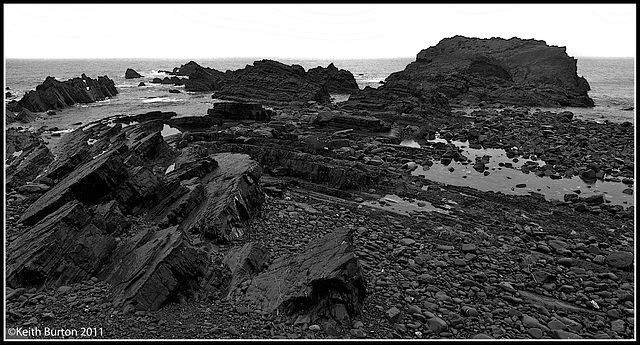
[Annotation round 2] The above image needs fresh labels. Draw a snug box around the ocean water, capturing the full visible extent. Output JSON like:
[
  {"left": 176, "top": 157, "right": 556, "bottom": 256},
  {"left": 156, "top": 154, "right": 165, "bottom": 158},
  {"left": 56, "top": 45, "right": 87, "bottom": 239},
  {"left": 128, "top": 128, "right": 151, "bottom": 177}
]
[{"left": 4, "top": 57, "right": 634, "bottom": 124}]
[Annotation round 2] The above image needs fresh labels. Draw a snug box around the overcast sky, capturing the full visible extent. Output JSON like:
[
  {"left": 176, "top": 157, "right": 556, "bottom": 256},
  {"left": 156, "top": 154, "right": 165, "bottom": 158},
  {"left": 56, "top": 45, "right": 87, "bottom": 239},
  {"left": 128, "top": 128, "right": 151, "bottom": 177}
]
[{"left": 3, "top": 4, "right": 636, "bottom": 59}]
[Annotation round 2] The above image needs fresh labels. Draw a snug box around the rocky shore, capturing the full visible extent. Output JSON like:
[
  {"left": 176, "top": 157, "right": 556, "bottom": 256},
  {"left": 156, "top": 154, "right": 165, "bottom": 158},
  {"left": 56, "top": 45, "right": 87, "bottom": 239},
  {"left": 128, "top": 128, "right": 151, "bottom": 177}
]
[
  {"left": 4, "top": 35, "right": 635, "bottom": 340},
  {"left": 6, "top": 74, "right": 118, "bottom": 117}
]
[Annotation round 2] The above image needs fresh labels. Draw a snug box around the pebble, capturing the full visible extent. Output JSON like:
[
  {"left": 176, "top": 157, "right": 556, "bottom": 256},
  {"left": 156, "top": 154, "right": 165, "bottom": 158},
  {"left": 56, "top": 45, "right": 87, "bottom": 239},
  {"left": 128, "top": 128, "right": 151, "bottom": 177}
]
[
  {"left": 611, "top": 319, "right": 626, "bottom": 334},
  {"left": 426, "top": 317, "right": 448, "bottom": 333},
  {"left": 527, "top": 328, "right": 543, "bottom": 339},
  {"left": 547, "top": 319, "right": 566, "bottom": 330},
  {"left": 225, "top": 326, "right": 239, "bottom": 336},
  {"left": 605, "top": 251, "right": 634, "bottom": 268},
  {"left": 386, "top": 307, "right": 402, "bottom": 324},
  {"left": 472, "top": 333, "right": 494, "bottom": 339},
  {"left": 549, "top": 330, "right": 582, "bottom": 339},
  {"left": 401, "top": 238, "right": 416, "bottom": 246},
  {"left": 557, "top": 257, "right": 573, "bottom": 267}
]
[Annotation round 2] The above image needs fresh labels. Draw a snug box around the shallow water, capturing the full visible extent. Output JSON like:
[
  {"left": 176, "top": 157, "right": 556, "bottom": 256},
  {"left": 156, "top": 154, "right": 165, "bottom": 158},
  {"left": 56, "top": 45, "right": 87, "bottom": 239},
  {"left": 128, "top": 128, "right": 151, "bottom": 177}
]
[
  {"left": 401, "top": 138, "right": 634, "bottom": 208},
  {"left": 361, "top": 194, "right": 451, "bottom": 216}
]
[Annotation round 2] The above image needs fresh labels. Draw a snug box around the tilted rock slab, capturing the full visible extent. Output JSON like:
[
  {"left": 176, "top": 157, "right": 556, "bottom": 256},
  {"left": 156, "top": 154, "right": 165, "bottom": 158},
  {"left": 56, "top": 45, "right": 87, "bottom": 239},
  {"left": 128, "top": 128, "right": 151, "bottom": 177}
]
[
  {"left": 98, "top": 225, "right": 208, "bottom": 311},
  {"left": 241, "top": 227, "right": 366, "bottom": 321},
  {"left": 5, "top": 128, "right": 54, "bottom": 191},
  {"left": 178, "top": 152, "right": 264, "bottom": 243},
  {"left": 7, "top": 201, "right": 117, "bottom": 288}
]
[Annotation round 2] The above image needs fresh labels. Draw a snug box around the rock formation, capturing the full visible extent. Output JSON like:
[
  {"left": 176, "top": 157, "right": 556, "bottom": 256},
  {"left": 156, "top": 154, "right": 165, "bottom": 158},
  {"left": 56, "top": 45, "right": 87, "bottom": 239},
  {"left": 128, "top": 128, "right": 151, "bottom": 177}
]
[
  {"left": 206, "top": 102, "right": 274, "bottom": 122},
  {"left": 125, "top": 68, "right": 143, "bottom": 79},
  {"left": 307, "top": 63, "right": 360, "bottom": 93},
  {"left": 240, "top": 227, "right": 366, "bottom": 321},
  {"left": 5, "top": 74, "right": 118, "bottom": 113},
  {"left": 5, "top": 128, "right": 55, "bottom": 190},
  {"left": 342, "top": 35, "right": 594, "bottom": 117},
  {"left": 6, "top": 111, "right": 266, "bottom": 311},
  {"left": 165, "top": 60, "right": 359, "bottom": 106}
]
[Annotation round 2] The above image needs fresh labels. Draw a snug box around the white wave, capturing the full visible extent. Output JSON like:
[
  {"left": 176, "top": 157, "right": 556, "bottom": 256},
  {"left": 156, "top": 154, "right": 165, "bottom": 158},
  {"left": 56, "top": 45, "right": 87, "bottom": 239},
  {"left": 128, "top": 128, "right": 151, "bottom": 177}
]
[
  {"left": 148, "top": 70, "right": 170, "bottom": 78},
  {"left": 13, "top": 150, "right": 23, "bottom": 157},
  {"left": 87, "top": 138, "right": 98, "bottom": 145},
  {"left": 142, "top": 97, "right": 185, "bottom": 104}
]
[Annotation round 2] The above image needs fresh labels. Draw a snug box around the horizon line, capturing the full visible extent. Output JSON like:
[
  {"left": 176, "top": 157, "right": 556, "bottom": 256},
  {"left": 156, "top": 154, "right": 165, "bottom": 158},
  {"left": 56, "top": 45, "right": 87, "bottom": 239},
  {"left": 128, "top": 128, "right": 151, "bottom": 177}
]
[{"left": 4, "top": 56, "right": 636, "bottom": 60}]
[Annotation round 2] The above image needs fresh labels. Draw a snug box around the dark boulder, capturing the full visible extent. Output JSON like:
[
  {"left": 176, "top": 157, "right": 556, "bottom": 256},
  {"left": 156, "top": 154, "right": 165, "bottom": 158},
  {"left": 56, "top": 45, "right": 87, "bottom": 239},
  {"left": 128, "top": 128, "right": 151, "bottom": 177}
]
[
  {"left": 307, "top": 63, "right": 360, "bottom": 93},
  {"left": 125, "top": 68, "right": 143, "bottom": 79},
  {"left": 98, "top": 225, "right": 208, "bottom": 311},
  {"left": 241, "top": 227, "right": 366, "bottom": 322},
  {"left": 178, "top": 152, "right": 264, "bottom": 243}
]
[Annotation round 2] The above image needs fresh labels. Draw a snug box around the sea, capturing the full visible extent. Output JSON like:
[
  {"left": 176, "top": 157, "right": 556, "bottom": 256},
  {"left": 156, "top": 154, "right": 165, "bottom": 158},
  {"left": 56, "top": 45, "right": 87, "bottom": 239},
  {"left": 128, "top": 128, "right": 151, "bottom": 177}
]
[
  {"left": 4, "top": 57, "right": 635, "bottom": 126},
  {"left": 4, "top": 57, "right": 636, "bottom": 208}
]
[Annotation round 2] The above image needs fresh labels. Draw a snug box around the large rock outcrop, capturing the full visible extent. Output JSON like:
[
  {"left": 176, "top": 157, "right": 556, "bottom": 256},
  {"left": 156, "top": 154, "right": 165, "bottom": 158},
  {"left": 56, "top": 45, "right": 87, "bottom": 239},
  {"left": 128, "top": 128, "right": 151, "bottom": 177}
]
[
  {"left": 213, "top": 60, "right": 332, "bottom": 105},
  {"left": 239, "top": 227, "right": 366, "bottom": 322},
  {"left": 307, "top": 63, "right": 360, "bottom": 93},
  {"left": 8, "top": 111, "right": 266, "bottom": 311},
  {"left": 342, "top": 35, "right": 594, "bottom": 116},
  {"left": 6, "top": 74, "right": 118, "bottom": 113},
  {"left": 166, "top": 60, "right": 359, "bottom": 106}
]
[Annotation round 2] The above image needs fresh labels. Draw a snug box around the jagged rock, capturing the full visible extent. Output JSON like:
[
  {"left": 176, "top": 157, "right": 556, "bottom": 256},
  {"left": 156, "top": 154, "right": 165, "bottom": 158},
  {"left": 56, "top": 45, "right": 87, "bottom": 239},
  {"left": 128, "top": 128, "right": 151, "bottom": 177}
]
[
  {"left": 16, "top": 108, "right": 37, "bottom": 123},
  {"left": 5, "top": 129, "right": 54, "bottom": 191},
  {"left": 214, "top": 60, "right": 331, "bottom": 105},
  {"left": 169, "top": 61, "right": 226, "bottom": 91},
  {"left": 223, "top": 242, "right": 270, "bottom": 296},
  {"left": 307, "top": 63, "right": 360, "bottom": 93},
  {"left": 241, "top": 227, "right": 366, "bottom": 321},
  {"left": 19, "top": 150, "right": 129, "bottom": 226},
  {"left": 342, "top": 35, "right": 594, "bottom": 116},
  {"left": 98, "top": 225, "right": 208, "bottom": 311},
  {"left": 125, "top": 68, "right": 143, "bottom": 79},
  {"left": 178, "top": 152, "right": 264, "bottom": 243},
  {"left": 206, "top": 102, "right": 273, "bottom": 122},
  {"left": 7, "top": 201, "right": 117, "bottom": 288},
  {"left": 6, "top": 74, "right": 118, "bottom": 113},
  {"left": 91, "top": 200, "right": 130, "bottom": 235}
]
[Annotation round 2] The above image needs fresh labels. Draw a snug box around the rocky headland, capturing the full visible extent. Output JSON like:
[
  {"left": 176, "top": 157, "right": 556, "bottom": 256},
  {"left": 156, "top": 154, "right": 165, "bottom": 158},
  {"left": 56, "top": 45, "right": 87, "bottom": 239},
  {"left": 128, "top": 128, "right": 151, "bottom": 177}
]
[
  {"left": 342, "top": 35, "right": 594, "bottom": 116},
  {"left": 4, "top": 36, "right": 635, "bottom": 340},
  {"left": 5, "top": 74, "right": 118, "bottom": 118}
]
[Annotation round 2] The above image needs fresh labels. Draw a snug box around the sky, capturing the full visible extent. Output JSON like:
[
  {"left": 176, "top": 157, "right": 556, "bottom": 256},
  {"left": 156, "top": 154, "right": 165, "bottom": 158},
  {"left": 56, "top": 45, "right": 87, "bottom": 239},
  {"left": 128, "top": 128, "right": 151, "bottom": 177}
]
[{"left": 3, "top": 4, "right": 636, "bottom": 59}]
